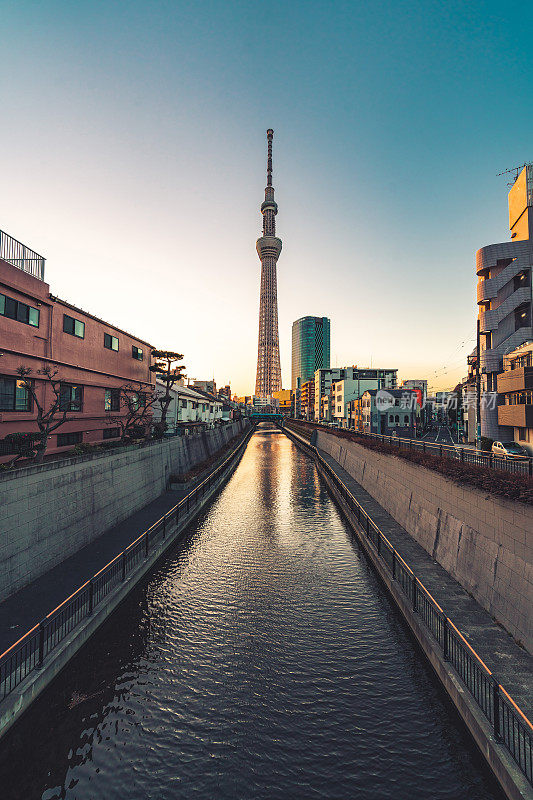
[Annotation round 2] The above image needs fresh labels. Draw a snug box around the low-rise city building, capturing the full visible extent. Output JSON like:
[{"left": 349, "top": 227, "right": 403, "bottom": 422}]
[
  {"left": 346, "top": 396, "right": 364, "bottom": 430},
  {"left": 272, "top": 389, "right": 292, "bottom": 415},
  {"left": 0, "top": 230, "right": 155, "bottom": 460},
  {"left": 300, "top": 379, "right": 315, "bottom": 420},
  {"left": 496, "top": 341, "right": 533, "bottom": 453},
  {"left": 314, "top": 366, "right": 397, "bottom": 422},
  {"left": 361, "top": 388, "right": 417, "bottom": 437},
  {"left": 190, "top": 379, "right": 217, "bottom": 395}
]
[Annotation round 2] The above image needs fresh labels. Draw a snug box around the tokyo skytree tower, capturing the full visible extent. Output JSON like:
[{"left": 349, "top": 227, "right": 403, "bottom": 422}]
[{"left": 255, "top": 129, "right": 282, "bottom": 397}]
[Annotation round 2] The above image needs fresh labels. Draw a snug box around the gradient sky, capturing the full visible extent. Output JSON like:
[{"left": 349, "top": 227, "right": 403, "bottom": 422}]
[{"left": 2, "top": 0, "right": 532, "bottom": 395}]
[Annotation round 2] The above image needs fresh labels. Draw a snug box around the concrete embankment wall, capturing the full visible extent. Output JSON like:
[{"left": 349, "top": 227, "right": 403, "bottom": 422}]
[
  {"left": 0, "top": 428, "right": 252, "bottom": 741},
  {"left": 0, "top": 420, "right": 248, "bottom": 603},
  {"left": 313, "top": 429, "right": 533, "bottom": 653}
]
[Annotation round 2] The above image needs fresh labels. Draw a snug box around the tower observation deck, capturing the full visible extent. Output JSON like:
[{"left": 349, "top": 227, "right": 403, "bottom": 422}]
[{"left": 255, "top": 129, "right": 282, "bottom": 397}]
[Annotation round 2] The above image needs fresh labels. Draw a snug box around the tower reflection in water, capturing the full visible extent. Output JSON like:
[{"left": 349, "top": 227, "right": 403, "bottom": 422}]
[{"left": 0, "top": 431, "right": 504, "bottom": 800}]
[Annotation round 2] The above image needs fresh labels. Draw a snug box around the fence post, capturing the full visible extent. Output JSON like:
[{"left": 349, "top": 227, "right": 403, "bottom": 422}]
[
  {"left": 88, "top": 579, "right": 94, "bottom": 615},
  {"left": 377, "top": 532, "right": 381, "bottom": 556},
  {"left": 392, "top": 550, "right": 396, "bottom": 579},
  {"left": 37, "top": 619, "right": 46, "bottom": 667},
  {"left": 145, "top": 531, "right": 149, "bottom": 558},
  {"left": 121, "top": 553, "right": 126, "bottom": 581},
  {"left": 412, "top": 576, "right": 417, "bottom": 611},
  {"left": 492, "top": 680, "right": 501, "bottom": 740},
  {"left": 460, "top": 449, "right": 464, "bottom": 464},
  {"left": 443, "top": 615, "right": 449, "bottom": 660}
]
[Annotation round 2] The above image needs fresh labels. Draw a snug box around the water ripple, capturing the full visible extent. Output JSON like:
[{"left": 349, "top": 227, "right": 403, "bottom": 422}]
[{"left": 0, "top": 430, "right": 504, "bottom": 800}]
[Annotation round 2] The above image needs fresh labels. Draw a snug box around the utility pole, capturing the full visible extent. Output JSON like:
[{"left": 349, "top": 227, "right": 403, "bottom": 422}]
[{"left": 476, "top": 318, "right": 481, "bottom": 447}]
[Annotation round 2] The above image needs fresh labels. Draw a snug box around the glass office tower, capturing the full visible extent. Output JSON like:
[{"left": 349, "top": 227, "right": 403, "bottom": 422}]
[{"left": 291, "top": 316, "right": 330, "bottom": 390}]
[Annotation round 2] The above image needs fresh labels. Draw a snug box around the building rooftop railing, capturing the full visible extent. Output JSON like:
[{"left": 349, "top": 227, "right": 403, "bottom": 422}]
[{"left": 0, "top": 229, "right": 45, "bottom": 281}]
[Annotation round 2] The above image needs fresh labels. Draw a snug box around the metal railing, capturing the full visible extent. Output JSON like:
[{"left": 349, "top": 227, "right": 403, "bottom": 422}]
[
  {"left": 0, "top": 427, "right": 253, "bottom": 706},
  {"left": 294, "top": 421, "right": 533, "bottom": 477},
  {"left": 285, "top": 427, "right": 533, "bottom": 786},
  {"left": 0, "top": 229, "right": 45, "bottom": 280}
]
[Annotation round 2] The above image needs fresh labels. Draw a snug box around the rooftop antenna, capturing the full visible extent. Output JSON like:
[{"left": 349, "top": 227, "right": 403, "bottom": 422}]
[{"left": 496, "top": 162, "right": 532, "bottom": 187}]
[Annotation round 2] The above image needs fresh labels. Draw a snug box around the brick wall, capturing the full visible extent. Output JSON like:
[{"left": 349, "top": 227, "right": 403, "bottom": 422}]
[
  {"left": 316, "top": 430, "right": 533, "bottom": 653},
  {"left": 0, "top": 421, "right": 247, "bottom": 602}
]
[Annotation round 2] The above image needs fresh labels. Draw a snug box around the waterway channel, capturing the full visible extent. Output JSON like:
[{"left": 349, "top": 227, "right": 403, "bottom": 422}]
[{"left": 0, "top": 428, "right": 505, "bottom": 799}]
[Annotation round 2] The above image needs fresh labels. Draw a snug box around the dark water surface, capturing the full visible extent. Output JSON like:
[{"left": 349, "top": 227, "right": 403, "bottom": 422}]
[{"left": 1, "top": 429, "right": 504, "bottom": 799}]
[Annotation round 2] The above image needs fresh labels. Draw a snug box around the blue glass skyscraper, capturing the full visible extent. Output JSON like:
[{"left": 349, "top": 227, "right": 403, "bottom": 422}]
[{"left": 291, "top": 316, "right": 330, "bottom": 390}]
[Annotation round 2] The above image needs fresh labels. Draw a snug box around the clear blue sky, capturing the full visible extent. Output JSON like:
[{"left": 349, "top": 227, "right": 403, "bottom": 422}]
[{"left": 2, "top": 0, "right": 532, "bottom": 394}]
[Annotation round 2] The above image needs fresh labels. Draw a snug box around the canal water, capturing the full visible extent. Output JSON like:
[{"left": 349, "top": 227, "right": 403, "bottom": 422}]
[{"left": 1, "top": 429, "right": 504, "bottom": 800}]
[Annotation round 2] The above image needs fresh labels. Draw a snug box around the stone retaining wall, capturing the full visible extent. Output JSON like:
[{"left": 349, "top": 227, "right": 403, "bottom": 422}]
[
  {"left": 315, "top": 429, "right": 533, "bottom": 652},
  {"left": 0, "top": 421, "right": 248, "bottom": 602}
]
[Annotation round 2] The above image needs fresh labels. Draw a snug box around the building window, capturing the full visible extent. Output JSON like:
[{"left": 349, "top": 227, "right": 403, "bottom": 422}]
[
  {"left": 180, "top": 399, "right": 188, "bottom": 409},
  {"left": 63, "top": 314, "right": 85, "bottom": 338},
  {"left": 0, "top": 376, "right": 32, "bottom": 411},
  {"left": 57, "top": 431, "right": 83, "bottom": 447},
  {"left": 104, "top": 388, "right": 120, "bottom": 411},
  {"left": 395, "top": 414, "right": 399, "bottom": 423},
  {"left": 389, "top": 414, "right": 394, "bottom": 423},
  {"left": 59, "top": 383, "right": 83, "bottom": 412},
  {"left": 103, "top": 427, "right": 120, "bottom": 440},
  {"left": 404, "top": 415, "right": 409, "bottom": 424},
  {"left": 0, "top": 293, "right": 40, "bottom": 327},
  {"left": 132, "top": 346, "right": 143, "bottom": 361},
  {"left": 133, "top": 392, "right": 146, "bottom": 410},
  {"left": 104, "top": 333, "right": 119, "bottom": 351}
]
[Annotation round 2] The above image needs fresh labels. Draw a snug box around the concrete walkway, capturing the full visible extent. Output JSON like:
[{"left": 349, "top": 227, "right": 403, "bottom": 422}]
[{"left": 0, "top": 485, "right": 192, "bottom": 656}]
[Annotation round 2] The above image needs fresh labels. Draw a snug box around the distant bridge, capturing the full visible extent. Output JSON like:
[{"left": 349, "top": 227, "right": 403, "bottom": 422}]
[{"left": 249, "top": 412, "right": 284, "bottom": 424}]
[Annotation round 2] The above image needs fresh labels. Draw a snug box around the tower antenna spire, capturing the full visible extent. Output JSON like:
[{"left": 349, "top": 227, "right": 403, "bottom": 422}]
[
  {"left": 255, "top": 129, "right": 282, "bottom": 397},
  {"left": 266, "top": 128, "right": 273, "bottom": 187}
]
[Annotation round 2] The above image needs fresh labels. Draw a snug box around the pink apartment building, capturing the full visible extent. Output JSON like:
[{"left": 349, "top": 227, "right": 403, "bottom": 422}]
[{"left": 0, "top": 229, "right": 155, "bottom": 461}]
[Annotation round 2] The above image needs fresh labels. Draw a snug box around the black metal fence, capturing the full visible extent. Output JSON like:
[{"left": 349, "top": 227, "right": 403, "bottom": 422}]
[
  {"left": 287, "top": 428, "right": 533, "bottom": 787},
  {"left": 0, "top": 429, "right": 251, "bottom": 706},
  {"left": 295, "top": 421, "right": 533, "bottom": 477}
]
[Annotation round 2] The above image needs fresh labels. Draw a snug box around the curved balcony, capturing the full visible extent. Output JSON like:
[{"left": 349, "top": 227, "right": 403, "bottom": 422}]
[
  {"left": 477, "top": 257, "right": 530, "bottom": 303},
  {"left": 477, "top": 279, "right": 496, "bottom": 303},
  {"left": 475, "top": 239, "right": 530, "bottom": 276},
  {"left": 478, "top": 287, "right": 531, "bottom": 332},
  {"left": 479, "top": 327, "right": 533, "bottom": 373}
]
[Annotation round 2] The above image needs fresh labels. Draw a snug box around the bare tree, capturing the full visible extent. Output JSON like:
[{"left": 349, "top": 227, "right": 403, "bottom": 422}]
[
  {"left": 149, "top": 350, "right": 186, "bottom": 436},
  {"left": 105, "top": 382, "right": 157, "bottom": 441},
  {"left": 16, "top": 365, "right": 70, "bottom": 463}
]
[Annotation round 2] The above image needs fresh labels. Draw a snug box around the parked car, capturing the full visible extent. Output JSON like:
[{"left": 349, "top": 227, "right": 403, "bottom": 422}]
[{"left": 491, "top": 441, "right": 529, "bottom": 458}]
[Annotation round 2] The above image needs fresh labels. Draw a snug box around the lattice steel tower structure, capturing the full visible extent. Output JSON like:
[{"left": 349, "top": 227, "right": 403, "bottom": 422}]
[{"left": 255, "top": 129, "right": 282, "bottom": 397}]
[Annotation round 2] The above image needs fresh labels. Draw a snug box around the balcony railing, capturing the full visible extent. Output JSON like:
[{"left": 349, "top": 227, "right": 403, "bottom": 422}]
[{"left": 0, "top": 229, "right": 45, "bottom": 280}]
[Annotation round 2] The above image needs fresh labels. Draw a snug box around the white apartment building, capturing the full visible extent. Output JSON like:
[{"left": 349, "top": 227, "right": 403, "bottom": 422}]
[
  {"left": 476, "top": 165, "right": 533, "bottom": 439},
  {"left": 332, "top": 379, "right": 367, "bottom": 425},
  {"left": 314, "top": 367, "right": 397, "bottom": 422},
  {"left": 153, "top": 382, "right": 223, "bottom": 433}
]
